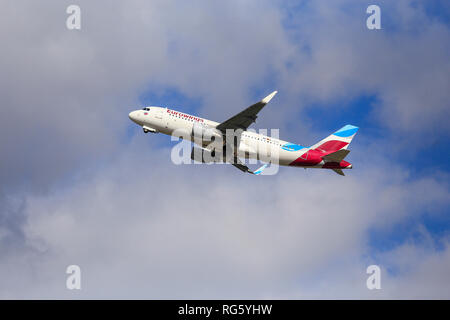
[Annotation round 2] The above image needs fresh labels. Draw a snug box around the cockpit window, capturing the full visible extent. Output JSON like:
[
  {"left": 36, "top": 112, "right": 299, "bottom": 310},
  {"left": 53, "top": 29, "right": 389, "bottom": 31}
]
[{"left": 142, "top": 107, "right": 150, "bottom": 111}]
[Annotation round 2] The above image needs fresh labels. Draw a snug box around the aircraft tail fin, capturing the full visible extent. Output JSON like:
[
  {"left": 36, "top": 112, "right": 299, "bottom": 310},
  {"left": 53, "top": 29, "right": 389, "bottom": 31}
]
[{"left": 310, "top": 125, "right": 359, "bottom": 154}]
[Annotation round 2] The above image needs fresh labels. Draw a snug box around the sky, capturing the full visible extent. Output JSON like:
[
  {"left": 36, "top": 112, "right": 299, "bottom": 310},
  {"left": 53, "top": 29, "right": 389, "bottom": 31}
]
[{"left": 0, "top": 0, "right": 449, "bottom": 299}]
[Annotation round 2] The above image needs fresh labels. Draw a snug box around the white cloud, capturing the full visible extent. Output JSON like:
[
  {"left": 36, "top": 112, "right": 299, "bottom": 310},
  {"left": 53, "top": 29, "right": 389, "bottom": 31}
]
[
  {"left": 0, "top": 138, "right": 445, "bottom": 298},
  {"left": 277, "top": 0, "right": 450, "bottom": 136},
  {"left": 0, "top": 0, "right": 449, "bottom": 298}
]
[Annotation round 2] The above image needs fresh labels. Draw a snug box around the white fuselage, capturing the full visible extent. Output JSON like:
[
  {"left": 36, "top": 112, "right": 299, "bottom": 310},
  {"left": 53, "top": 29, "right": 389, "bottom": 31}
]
[
  {"left": 129, "top": 104, "right": 358, "bottom": 175},
  {"left": 129, "top": 107, "right": 308, "bottom": 165},
  {"left": 128, "top": 106, "right": 310, "bottom": 166}
]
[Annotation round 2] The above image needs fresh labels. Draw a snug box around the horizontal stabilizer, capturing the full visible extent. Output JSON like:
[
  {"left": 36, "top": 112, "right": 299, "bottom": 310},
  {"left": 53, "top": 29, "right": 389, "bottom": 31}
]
[
  {"left": 332, "top": 168, "right": 345, "bottom": 176},
  {"left": 322, "top": 149, "right": 350, "bottom": 162}
]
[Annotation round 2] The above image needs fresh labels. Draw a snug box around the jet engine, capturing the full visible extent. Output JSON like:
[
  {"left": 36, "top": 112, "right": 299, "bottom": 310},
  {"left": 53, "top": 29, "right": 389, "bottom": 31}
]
[
  {"left": 143, "top": 125, "right": 158, "bottom": 133},
  {"left": 190, "top": 146, "right": 225, "bottom": 163},
  {"left": 191, "top": 123, "right": 222, "bottom": 143}
]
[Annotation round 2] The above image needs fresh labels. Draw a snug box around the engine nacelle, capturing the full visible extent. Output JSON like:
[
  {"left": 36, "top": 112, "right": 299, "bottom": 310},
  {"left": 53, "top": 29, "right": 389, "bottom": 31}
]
[
  {"left": 191, "top": 123, "right": 222, "bottom": 143},
  {"left": 191, "top": 146, "right": 224, "bottom": 163},
  {"left": 143, "top": 125, "right": 158, "bottom": 133}
]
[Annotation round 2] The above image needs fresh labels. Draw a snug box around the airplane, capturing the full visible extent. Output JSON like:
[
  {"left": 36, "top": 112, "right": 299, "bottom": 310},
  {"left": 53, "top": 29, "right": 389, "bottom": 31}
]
[{"left": 128, "top": 91, "right": 358, "bottom": 175}]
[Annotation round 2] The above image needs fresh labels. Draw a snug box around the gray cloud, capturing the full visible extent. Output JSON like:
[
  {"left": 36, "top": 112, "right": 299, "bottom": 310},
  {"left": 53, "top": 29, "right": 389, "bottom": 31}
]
[
  {"left": 0, "top": 0, "right": 449, "bottom": 298},
  {"left": 0, "top": 139, "right": 446, "bottom": 298},
  {"left": 276, "top": 0, "right": 450, "bottom": 137}
]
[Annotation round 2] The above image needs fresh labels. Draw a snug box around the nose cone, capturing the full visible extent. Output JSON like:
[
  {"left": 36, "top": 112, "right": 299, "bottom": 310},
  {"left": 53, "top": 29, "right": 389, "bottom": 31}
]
[{"left": 128, "top": 111, "right": 138, "bottom": 123}]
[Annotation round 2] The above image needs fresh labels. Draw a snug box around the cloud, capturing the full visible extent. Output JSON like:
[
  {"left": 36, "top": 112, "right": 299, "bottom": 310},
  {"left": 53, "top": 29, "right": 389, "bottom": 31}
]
[
  {"left": 0, "top": 0, "right": 295, "bottom": 191},
  {"left": 0, "top": 137, "right": 446, "bottom": 298},
  {"left": 379, "top": 239, "right": 450, "bottom": 299},
  {"left": 0, "top": 0, "right": 294, "bottom": 263},
  {"left": 0, "top": 0, "right": 449, "bottom": 298},
  {"left": 276, "top": 0, "right": 450, "bottom": 137}
]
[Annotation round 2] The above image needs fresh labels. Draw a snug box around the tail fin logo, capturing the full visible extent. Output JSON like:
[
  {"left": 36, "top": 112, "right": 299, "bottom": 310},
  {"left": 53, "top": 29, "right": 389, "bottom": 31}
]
[
  {"left": 310, "top": 124, "right": 359, "bottom": 153},
  {"left": 333, "top": 125, "right": 359, "bottom": 138}
]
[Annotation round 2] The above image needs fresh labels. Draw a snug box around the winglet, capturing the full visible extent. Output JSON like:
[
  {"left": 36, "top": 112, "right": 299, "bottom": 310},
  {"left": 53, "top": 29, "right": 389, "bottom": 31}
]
[
  {"left": 251, "top": 162, "right": 270, "bottom": 175},
  {"left": 261, "top": 91, "right": 278, "bottom": 104}
]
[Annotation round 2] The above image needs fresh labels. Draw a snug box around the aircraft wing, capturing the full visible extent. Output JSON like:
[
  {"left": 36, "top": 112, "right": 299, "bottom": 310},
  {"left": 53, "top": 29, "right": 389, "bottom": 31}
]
[{"left": 216, "top": 91, "right": 277, "bottom": 132}]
